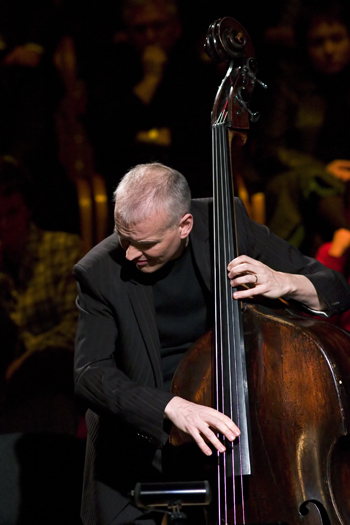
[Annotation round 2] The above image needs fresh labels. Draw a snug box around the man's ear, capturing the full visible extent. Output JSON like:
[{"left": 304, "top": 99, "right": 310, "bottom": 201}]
[{"left": 179, "top": 213, "right": 193, "bottom": 239}]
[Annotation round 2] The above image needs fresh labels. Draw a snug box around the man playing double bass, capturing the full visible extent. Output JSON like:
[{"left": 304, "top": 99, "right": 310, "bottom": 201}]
[{"left": 73, "top": 162, "right": 350, "bottom": 525}]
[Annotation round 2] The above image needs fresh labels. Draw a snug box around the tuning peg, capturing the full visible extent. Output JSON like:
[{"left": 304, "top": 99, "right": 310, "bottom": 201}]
[
  {"left": 242, "top": 65, "right": 268, "bottom": 90},
  {"left": 234, "top": 94, "right": 260, "bottom": 122},
  {"left": 254, "top": 77, "right": 268, "bottom": 90}
]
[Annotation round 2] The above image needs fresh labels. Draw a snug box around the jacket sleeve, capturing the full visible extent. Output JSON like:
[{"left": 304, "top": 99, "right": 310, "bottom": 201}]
[
  {"left": 235, "top": 198, "right": 350, "bottom": 316},
  {"left": 73, "top": 263, "right": 173, "bottom": 447}
]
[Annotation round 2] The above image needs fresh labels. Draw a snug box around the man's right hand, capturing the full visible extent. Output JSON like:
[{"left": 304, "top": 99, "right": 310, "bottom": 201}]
[
  {"left": 164, "top": 396, "right": 240, "bottom": 456},
  {"left": 141, "top": 44, "right": 168, "bottom": 77},
  {"left": 133, "top": 45, "right": 168, "bottom": 104}
]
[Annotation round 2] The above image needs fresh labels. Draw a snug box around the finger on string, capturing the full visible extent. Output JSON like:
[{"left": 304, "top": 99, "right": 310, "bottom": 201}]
[
  {"left": 192, "top": 430, "right": 217, "bottom": 456},
  {"left": 233, "top": 287, "right": 259, "bottom": 300}
]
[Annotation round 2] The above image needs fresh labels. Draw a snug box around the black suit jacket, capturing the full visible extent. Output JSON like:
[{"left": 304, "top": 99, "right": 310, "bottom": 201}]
[{"left": 73, "top": 198, "right": 350, "bottom": 525}]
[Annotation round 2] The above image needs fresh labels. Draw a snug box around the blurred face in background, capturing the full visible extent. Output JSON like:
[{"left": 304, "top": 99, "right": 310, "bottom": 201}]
[
  {"left": 307, "top": 18, "right": 350, "bottom": 75},
  {"left": 0, "top": 191, "right": 31, "bottom": 254},
  {"left": 124, "top": 0, "right": 181, "bottom": 53}
]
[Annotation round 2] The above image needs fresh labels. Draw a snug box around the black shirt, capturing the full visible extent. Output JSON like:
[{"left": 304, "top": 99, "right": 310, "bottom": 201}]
[{"left": 134, "top": 241, "right": 213, "bottom": 391}]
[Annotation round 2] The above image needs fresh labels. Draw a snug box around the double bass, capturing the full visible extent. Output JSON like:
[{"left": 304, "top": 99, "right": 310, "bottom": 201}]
[{"left": 171, "top": 17, "right": 350, "bottom": 525}]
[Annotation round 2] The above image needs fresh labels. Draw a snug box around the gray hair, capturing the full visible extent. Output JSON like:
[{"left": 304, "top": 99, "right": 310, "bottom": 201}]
[{"left": 113, "top": 163, "right": 191, "bottom": 230}]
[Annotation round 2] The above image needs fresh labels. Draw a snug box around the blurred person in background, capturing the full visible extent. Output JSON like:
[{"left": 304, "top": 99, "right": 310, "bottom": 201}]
[
  {"left": 0, "top": 156, "right": 83, "bottom": 434},
  {"left": 315, "top": 227, "right": 350, "bottom": 332},
  {"left": 83, "top": 0, "right": 220, "bottom": 212},
  {"left": 0, "top": 0, "right": 80, "bottom": 234},
  {"left": 248, "top": 1, "right": 350, "bottom": 256}
]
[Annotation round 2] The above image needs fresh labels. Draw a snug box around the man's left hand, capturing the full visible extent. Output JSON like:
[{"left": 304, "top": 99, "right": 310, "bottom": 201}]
[
  {"left": 227, "top": 255, "right": 290, "bottom": 300},
  {"left": 227, "top": 255, "right": 325, "bottom": 311}
]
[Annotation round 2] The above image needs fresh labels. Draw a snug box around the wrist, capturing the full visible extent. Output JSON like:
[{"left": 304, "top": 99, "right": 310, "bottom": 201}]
[
  {"left": 164, "top": 395, "right": 178, "bottom": 419},
  {"left": 277, "top": 271, "right": 296, "bottom": 298},
  {"left": 133, "top": 75, "right": 162, "bottom": 104},
  {"left": 284, "top": 274, "right": 324, "bottom": 310}
]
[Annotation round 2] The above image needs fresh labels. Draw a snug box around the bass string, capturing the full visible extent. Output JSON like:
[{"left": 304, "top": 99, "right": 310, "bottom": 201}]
[
  {"left": 223, "top": 123, "right": 247, "bottom": 525},
  {"left": 218, "top": 123, "right": 235, "bottom": 525},
  {"left": 213, "top": 122, "right": 247, "bottom": 524},
  {"left": 213, "top": 122, "right": 225, "bottom": 525}
]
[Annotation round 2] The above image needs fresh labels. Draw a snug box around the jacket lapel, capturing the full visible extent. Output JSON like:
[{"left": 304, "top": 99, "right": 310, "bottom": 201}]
[{"left": 126, "top": 279, "right": 164, "bottom": 388}]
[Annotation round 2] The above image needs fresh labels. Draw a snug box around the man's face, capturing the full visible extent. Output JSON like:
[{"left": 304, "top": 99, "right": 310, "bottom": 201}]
[
  {"left": 117, "top": 209, "right": 192, "bottom": 273},
  {"left": 126, "top": 2, "right": 181, "bottom": 54},
  {"left": 307, "top": 20, "right": 350, "bottom": 75}
]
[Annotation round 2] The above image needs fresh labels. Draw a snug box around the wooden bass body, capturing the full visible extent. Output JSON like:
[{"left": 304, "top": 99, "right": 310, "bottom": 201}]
[{"left": 171, "top": 303, "right": 350, "bottom": 524}]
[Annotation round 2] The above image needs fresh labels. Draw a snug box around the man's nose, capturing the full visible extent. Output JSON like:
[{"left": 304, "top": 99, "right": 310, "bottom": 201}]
[{"left": 125, "top": 244, "right": 142, "bottom": 260}]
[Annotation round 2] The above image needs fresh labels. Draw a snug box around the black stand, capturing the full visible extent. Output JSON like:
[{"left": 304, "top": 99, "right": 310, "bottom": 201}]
[
  {"left": 167, "top": 504, "right": 188, "bottom": 524},
  {"left": 131, "top": 480, "right": 211, "bottom": 524}
]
